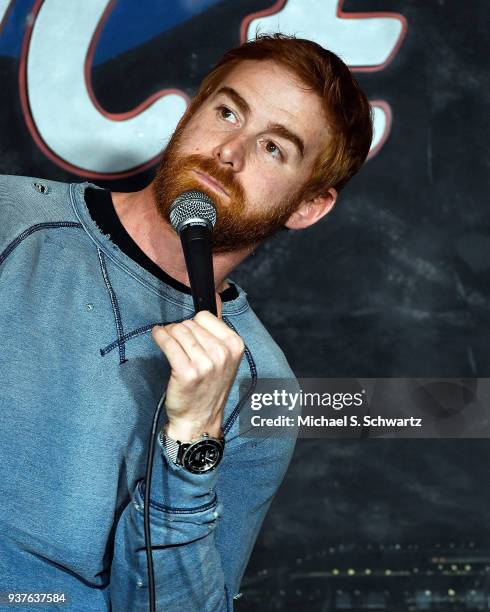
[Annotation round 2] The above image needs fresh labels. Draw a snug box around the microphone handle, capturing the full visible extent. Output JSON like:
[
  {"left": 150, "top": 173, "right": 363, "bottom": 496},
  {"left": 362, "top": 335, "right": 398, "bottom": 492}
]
[{"left": 179, "top": 223, "right": 217, "bottom": 316}]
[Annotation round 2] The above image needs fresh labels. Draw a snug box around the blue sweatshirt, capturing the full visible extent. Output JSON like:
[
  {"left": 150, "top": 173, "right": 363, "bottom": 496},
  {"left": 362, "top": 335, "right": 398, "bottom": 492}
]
[{"left": 0, "top": 174, "right": 298, "bottom": 611}]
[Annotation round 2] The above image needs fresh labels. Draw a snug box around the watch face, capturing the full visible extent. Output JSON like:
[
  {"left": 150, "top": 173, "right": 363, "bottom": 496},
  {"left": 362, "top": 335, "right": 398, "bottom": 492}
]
[{"left": 182, "top": 439, "right": 224, "bottom": 474}]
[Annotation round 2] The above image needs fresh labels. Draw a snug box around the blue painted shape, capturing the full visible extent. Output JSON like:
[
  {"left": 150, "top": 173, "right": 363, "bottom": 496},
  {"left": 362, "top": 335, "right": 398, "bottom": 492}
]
[
  {"left": 0, "top": 0, "right": 37, "bottom": 58},
  {"left": 0, "top": 0, "right": 222, "bottom": 61},
  {"left": 93, "top": 0, "right": 222, "bottom": 65}
]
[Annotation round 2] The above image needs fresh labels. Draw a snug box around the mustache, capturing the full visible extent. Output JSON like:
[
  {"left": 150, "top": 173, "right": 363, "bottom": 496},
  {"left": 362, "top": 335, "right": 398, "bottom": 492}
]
[{"left": 176, "top": 153, "right": 245, "bottom": 204}]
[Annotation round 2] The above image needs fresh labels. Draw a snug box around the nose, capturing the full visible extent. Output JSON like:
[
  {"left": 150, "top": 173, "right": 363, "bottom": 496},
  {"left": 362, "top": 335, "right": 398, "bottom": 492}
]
[{"left": 212, "top": 134, "right": 246, "bottom": 172}]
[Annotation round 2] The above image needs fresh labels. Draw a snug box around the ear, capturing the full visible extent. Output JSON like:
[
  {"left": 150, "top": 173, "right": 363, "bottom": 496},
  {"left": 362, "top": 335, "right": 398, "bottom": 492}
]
[{"left": 284, "top": 187, "right": 338, "bottom": 230}]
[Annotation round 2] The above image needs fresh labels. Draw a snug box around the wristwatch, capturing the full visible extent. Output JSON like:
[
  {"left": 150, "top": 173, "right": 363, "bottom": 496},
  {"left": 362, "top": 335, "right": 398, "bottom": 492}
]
[{"left": 159, "top": 426, "right": 225, "bottom": 474}]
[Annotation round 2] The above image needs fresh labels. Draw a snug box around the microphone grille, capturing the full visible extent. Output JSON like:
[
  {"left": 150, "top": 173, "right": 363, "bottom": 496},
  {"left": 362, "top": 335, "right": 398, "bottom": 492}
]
[{"left": 169, "top": 190, "right": 217, "bottom": 233}]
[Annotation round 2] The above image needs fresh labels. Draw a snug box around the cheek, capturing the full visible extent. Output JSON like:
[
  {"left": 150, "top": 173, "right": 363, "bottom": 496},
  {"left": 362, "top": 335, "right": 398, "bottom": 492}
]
[
  {"left": 188, "top": 128, "right": 218, "bottom": 155},
  {"left": 175, "top": 113, "right": 211, "bottom": 153},
  {"left": 177, "top": 129, "right": 203, "bottom": 154},
  {"left": 247, "top": 168, "right": 293, "bottom": 204}
]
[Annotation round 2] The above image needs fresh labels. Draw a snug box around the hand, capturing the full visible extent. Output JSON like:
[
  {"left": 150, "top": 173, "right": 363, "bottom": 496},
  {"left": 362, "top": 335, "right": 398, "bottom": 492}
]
[{"left": 151, "top": 294, "right": 245, "bottom": 442}]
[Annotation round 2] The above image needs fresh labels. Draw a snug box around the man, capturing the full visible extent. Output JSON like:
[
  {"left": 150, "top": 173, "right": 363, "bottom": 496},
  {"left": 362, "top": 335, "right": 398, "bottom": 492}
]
[{"left": 0, "top": 34, "right": 372, "bottom": 610}]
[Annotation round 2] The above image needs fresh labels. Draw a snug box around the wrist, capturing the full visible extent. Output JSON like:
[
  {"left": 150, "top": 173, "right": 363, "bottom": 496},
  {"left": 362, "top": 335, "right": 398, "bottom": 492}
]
[{"left": 164, "top": 419, "right": 223, "bottom": 443}]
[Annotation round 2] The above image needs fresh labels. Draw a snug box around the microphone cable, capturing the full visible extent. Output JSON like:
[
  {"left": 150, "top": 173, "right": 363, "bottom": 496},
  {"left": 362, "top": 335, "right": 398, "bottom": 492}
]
[
  {"left": 143, "top": 388, "right": 167, "bottom": 612},
  {"left": 143, "top": 189, "right": 217, "bottom": 611}
]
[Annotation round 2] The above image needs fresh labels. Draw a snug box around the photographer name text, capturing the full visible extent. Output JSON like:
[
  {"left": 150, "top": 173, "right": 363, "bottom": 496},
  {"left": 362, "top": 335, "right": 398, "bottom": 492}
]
[{"left": 250, "top": 415, "right": 423, "bottom": 428}]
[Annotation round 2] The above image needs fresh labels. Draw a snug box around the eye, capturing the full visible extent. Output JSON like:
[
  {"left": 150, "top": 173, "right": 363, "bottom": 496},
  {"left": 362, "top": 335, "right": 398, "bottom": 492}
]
[
  {"left": 216, "top": 105, "right": 237, "bottom": 124},
  {"left": 263, "top": 140, "right": 283, "bottom": 161}
]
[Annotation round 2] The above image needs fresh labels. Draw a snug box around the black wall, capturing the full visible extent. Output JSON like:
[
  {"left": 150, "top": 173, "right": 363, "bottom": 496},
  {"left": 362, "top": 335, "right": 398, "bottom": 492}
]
[{"left": 1, "top": 1, "right": 489, "bottom": 609}]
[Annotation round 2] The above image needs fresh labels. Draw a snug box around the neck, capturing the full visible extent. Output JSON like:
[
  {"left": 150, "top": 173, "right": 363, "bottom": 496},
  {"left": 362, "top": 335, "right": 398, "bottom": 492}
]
[{"left": 110, "top": 182, "right": 254, "bottom": 293}]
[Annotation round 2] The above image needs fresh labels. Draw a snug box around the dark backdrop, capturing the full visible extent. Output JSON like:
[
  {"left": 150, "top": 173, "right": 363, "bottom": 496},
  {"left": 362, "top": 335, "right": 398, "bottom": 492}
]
[
  {"left": 1, "top": 1, "right": 488, "bottom": 609},
  {"left": 236, "top": 3, "right": 490, "bottom": 609}
]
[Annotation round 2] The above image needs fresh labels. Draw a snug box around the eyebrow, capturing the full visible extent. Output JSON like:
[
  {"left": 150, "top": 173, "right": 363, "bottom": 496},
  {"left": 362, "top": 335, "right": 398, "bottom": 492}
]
[
  {"left": 215, "top": 86, "right": 250, "bottom": 116},
  {"left": 214, "top": 86, "right": 306, "bottom": 160},
  {"left": 265, "top": 123, "right": 305, "bottom": 159}
]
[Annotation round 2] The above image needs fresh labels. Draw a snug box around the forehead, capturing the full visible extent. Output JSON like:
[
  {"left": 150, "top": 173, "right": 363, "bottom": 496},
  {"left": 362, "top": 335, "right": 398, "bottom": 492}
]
[{"left": 214, "top": 59, "right": 330, "bottom": 160}]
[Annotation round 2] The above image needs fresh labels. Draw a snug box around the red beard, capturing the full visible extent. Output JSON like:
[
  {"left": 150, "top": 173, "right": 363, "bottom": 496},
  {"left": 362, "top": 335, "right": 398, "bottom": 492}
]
[{"left": 152, "top": 122, "right": 303, "bottom": 253}]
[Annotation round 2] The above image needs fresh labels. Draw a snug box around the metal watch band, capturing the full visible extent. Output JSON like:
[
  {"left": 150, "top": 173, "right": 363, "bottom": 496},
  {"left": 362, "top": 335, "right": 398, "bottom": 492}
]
[{"left": 158, "top": 428, "right": 181, "bottom": 464}]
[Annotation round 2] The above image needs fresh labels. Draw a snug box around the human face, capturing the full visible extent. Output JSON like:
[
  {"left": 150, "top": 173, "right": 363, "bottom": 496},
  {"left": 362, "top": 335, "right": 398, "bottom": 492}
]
[{"left": 153, "top": 59, "right": 330, "bottom": 253}]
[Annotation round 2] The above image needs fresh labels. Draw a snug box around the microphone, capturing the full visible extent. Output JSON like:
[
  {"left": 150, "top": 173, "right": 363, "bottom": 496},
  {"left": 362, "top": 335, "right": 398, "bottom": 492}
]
[{"left": 169, "top": 190, "right": 218, "bottom": 316}]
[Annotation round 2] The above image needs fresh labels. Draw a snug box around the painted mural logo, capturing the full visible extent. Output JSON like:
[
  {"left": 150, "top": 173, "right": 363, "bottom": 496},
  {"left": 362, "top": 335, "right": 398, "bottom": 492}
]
[{"left": 0, "top": 0, "right": 406, "bottom": 178}]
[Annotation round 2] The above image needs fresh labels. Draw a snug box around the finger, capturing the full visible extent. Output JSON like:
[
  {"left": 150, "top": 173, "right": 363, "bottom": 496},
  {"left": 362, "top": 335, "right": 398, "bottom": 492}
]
[
  {"left": 181, "top": 318, "right": 231, "bottom": 360},
  {"left": 192, "top": 309, "right": 237, "bottom": 342},
  {"left": 151, "top": 325, "right": 192, "bottom": 371},
  {"left": 165, "top": 322, "right": 214, "bottom": 368},
  {"left": 191, "top": 313, "right": 245, "bottom": 356}
]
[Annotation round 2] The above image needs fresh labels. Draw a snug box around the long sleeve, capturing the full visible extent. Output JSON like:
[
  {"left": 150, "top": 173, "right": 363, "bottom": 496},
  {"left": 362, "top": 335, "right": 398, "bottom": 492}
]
[
  {"left": 0, "top": 173, "right": 299, "bottom": 611},
  {"left": 109, "top": 427, "right": 297, "bottom": 611}
]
